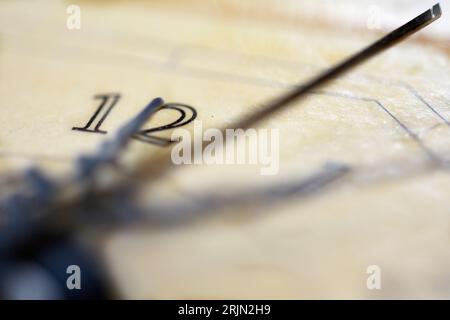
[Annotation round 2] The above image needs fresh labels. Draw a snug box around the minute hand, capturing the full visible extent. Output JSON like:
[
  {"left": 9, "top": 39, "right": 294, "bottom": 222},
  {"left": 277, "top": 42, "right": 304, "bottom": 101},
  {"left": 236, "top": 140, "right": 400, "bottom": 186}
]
[{"left": 235, "top": 3, "right": 442, "bottom": 129}]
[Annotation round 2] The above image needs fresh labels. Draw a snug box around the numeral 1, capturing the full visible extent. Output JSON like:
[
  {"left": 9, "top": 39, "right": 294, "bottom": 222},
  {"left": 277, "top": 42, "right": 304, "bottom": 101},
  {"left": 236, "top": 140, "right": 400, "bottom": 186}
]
[{"left": 72, "top": 93, "right": 121, "bottom": 134}]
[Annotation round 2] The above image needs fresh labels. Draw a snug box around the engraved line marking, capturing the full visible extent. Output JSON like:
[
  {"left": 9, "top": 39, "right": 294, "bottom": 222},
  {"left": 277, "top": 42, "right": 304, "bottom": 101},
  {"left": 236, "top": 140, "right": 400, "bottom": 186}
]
[{"left": 318, "top": 90, "right": 442, "bottom": 163}]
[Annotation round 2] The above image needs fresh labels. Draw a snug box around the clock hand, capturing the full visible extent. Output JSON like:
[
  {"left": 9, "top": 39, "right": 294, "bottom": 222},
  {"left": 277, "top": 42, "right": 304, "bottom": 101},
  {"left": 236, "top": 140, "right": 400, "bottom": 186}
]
[
  {"left": 234, "top": 4, "right": 442, "bottom": 130},
  {"left": 0, "top": 98, "right": 164, "bottom": 256}
]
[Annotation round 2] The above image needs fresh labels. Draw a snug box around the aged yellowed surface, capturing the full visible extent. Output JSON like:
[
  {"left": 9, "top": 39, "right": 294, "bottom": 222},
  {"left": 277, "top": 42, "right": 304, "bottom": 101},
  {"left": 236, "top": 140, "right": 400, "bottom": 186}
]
[{"left": 1, "top": 0, "right": 450, "bottom": 298}]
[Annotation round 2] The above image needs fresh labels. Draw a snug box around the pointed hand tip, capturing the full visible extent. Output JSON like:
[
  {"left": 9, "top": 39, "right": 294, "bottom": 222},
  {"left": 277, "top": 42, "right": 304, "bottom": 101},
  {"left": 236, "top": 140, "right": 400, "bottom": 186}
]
[
  {"left": 140, "top": 97, "right": 165, "bottom": 116},
  {"left": 432, "top": 3, "right": 442, "bottom": 19},
  {"left": 150, "top": 97, "right": 165, "bottom": 106}
]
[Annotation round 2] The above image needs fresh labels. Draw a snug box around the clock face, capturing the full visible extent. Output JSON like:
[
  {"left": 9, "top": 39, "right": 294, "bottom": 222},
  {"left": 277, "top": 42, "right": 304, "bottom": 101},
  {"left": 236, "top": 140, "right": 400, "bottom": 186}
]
[{"left": 0, "top": 0, "right": 450, "bottom": 299}]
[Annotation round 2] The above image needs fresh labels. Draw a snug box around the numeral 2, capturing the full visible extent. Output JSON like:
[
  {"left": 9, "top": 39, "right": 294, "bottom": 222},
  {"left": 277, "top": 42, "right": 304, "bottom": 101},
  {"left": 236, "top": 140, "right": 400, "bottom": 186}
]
[{"left": 134, "top": 103, "right": 197, "bottom": 146}]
